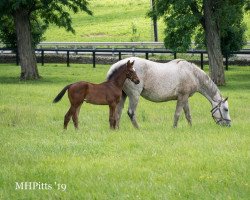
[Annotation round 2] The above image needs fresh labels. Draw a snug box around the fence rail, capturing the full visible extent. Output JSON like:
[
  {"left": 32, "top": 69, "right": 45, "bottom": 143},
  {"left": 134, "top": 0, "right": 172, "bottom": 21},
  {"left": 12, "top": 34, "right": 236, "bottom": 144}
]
[
  {"left": 1, "top": 41, "right": 250, "bottom": 49},
  {"left": 37, "top": 41, "right": 250, "bottom": 50},
  {"left": 1, "top": 47, "right": 250, "bottom": 70}
]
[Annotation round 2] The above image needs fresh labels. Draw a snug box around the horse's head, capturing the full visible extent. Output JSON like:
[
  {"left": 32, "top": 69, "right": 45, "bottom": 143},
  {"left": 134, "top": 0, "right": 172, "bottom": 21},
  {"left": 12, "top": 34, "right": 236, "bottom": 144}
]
[
  {"left": 126, "top": 60, "right": 140, "bottom": 84},
  {"left": 211, "top": 97, "right": 231, "bottom": 127}
]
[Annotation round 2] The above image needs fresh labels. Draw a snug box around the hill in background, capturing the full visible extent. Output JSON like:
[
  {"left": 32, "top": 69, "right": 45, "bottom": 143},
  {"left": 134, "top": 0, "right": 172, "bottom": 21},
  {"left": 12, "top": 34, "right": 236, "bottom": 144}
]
[{"left": 44, "top": 0, "right": 249, "bottom": 42}]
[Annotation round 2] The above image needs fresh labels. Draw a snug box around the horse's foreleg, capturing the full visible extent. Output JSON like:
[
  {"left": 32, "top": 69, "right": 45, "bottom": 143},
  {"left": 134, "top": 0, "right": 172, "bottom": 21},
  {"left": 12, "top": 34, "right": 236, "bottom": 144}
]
[
  {"left": 128, "top": 95, "right": 140, "bottom": 129},
  {"left": 183, "top": 101, "right": 192, "bottom": 126},
  {"left": 173, "top": 95, "right": 188, "bottom": 128},
  {"left": 115, "top": 91, "right": 127, "bottom": 129},
  {"left": 109, "top": 104, "right": 116, "bottom": 129}
]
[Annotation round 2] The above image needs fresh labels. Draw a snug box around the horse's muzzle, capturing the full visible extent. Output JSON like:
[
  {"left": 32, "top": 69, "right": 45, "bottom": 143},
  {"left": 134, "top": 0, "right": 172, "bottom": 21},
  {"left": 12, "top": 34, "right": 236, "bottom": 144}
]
[
  {"left": 218, "top": 120, "right": 231, "bottom": 127},
  {"left": 135, "top": 80, "right": 140, "bottom": 84}
]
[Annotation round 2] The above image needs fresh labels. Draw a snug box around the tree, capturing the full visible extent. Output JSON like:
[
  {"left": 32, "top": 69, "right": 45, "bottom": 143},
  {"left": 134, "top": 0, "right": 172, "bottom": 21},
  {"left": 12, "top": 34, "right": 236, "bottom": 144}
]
[
  {"left": 0, "top": 15, "right": 47, "bottom": 50},
  {"left": 0, "top": 0, "right": 92, "bottom": 80},
  {"left": 150, "top": 0, "right": 246, "bottom": 85}
]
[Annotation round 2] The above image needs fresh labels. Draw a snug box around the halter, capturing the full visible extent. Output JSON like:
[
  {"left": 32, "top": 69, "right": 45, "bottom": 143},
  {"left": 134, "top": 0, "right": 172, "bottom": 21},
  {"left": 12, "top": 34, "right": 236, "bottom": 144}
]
[{"left": 210, "top": 99, "right": 231, "bottom": 124}]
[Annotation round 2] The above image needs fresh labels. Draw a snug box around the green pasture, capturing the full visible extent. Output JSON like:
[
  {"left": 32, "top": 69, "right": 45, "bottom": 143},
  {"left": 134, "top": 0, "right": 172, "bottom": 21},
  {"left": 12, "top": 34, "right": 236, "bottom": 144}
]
[
  {"left": 44, "top": 0, "right": 250, "bottom": 42},
  {"left": 44, "top": 0, "right": 162, "bottom": 42},
  {"left": 0, "top": 63, "right": 249, "bottom": 199}
]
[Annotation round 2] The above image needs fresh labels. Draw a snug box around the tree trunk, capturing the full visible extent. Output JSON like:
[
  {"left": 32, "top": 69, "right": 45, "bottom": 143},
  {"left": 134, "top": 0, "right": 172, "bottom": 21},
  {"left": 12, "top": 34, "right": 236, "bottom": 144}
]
[
  {"left": 13, "top": 8, "right": 40, "bottom": 80},
  {"left": 203, "top": 0, "right": 225, "bottom": 86}
]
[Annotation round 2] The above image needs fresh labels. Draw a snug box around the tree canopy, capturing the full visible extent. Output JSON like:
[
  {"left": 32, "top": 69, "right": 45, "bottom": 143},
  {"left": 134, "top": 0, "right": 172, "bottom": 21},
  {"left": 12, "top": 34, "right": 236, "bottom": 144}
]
[
  {"left": 150, "top": 0, "right": 246, "bottom": 56},
  {"left": 0, "top": 0, "right": 92, "bottom": 80},
  {"left": 0, "top": 0, "right": 92, "bottom": 48},
  {"left": 149, "top": 0, "right": 247, "bottom": 85}
]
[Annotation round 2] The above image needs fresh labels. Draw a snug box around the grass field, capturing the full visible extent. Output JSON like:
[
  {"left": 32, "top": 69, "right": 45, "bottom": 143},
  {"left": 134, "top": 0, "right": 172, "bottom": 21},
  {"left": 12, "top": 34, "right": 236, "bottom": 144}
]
[
  {"left": 44, "top": 0, "right": 163, "bottom": 42},
  {"left": 0, "top": 63, "right": 249, "bottom": 199},
  {"left": 44, "top": 0, "right": 250, "bottom": 42}
]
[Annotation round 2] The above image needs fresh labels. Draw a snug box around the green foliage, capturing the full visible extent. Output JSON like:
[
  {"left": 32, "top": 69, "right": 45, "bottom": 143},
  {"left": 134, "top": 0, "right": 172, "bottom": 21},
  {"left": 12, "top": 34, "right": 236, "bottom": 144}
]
[
  {"left": 162, "top": 6, "right": 200, "bottom": 52},
  {"left": 152, "top": 0, "right": 247, "bottom": 54},
  {"left": 218, "top": 0, "right": 247, "bottom": 56},
  {"left": 0, "top": 17, "right": 17, "bottom": 49},
  {"left": 0, "top": 0, "right": 92, "bottom": 47},
  {"left": 245, "top": 0, "right": 250, "bottom": 11},
  {"left": 0, "top": 15, "right": 47, "bottom": 49},
  {"left": 148, "top": 0, "right": 204, "bottom": 52},
  {"left": 0, "top": 63, "right": 249, "bottom": 199}
]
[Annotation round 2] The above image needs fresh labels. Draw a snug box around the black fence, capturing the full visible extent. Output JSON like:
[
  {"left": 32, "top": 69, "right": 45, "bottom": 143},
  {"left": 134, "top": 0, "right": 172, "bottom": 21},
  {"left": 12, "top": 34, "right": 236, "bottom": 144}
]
[{"left": 1, "top": 48, "right": 250, "bottom": 70}]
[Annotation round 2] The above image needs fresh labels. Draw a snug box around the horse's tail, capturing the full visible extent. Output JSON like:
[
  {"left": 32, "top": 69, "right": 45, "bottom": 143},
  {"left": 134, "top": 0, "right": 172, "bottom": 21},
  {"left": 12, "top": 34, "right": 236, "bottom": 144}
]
[{"left": 53, "top": 84, "right": 71, "bottom": 103}]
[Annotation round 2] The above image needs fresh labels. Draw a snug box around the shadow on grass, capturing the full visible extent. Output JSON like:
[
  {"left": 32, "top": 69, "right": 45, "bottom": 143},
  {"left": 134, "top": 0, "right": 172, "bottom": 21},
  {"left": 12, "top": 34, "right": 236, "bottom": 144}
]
[
  {"left": 0, "top": 65, "right": 249, "bottom": 91},
  {"left": 0, "top": 75, "right": 94, "bottom": 85},
  {"left": 0, "top": 64, "right": 108, "bottom": 85}
]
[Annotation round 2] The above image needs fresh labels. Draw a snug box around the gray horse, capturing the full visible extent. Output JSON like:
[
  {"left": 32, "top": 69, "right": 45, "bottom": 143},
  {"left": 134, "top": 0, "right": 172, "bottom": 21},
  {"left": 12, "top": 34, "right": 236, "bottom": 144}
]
[{"left": 106, "top": 57, "right": 231, "bottom": 128}]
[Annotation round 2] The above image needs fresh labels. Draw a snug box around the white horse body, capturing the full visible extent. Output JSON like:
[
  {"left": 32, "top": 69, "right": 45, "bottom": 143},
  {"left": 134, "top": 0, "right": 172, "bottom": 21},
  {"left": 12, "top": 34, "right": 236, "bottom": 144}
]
[{"left": 107, "top": 57, "right": 231, "bottom": 127}]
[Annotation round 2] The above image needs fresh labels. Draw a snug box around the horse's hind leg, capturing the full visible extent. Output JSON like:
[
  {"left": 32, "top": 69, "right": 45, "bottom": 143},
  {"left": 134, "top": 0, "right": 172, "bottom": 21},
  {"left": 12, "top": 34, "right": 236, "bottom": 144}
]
[
  {"left": 64, "top": 106, "right": 74, "bottom": 129},
  {"left": 127, "top": 95, "right": 140, "bottom": 129},
  {"left": 115, "top": 91, "right": 127, "bottom": 129},
  {"left": 183, "top": 100, "right": 192, "bottom": 126},
  {"left": 72, "top": 103, "right": 83, "bottom": 130}
]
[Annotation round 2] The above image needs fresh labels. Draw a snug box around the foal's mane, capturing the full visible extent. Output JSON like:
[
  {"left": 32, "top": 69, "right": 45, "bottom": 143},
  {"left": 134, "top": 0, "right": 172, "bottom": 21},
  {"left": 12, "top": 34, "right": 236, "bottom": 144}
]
[{"left": 106, "top": 60, "right": 128, "bottom": 81}]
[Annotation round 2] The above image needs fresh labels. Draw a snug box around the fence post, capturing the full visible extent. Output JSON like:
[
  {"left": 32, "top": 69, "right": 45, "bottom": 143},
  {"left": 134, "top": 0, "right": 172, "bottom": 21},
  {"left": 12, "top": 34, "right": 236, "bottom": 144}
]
[
  {"left": 200, "top": 53, "right": 203, "bottom": 70},
  {"left": 93, "top": 51, "right": 96, "bottom": 68},
  {"left": 41, "top": 50, "right": 44, "bottom": 66},
  {"left": 119, "top": 52, "right": 121, "bottom": 60},
  {"left": 67, "top": 50, "right": 70, "bottom": 67},
  {"left": 174, "top": 52, "right": 177, "bottom": 59},
  {"left": 145, "top": 52, "right": 149, "bottom": 60}
]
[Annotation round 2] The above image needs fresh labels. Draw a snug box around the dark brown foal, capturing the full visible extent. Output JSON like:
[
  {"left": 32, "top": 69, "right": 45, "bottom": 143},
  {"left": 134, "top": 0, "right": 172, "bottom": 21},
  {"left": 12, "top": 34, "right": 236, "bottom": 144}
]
[{"left": 53, "top": 60, "right": 140, "bottom": 130}]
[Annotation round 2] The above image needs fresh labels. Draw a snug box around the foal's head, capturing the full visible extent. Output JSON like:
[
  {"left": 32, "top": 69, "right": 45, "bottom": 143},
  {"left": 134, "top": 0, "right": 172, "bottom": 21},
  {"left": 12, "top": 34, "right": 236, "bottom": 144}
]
[{"left": 126, "top": 60, "right": 140, "bottom": 84}]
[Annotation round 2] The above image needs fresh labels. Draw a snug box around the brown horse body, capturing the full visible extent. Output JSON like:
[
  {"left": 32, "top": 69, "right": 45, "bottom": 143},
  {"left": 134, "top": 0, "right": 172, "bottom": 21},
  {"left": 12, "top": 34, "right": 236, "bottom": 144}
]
[{"left": 53, "top": 60, "right": 139, "bottom": 129}]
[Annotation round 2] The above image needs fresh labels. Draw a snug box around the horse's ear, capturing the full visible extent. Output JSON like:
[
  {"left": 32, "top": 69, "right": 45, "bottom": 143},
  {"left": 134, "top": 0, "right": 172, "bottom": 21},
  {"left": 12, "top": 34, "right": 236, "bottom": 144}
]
[
  {"left": 127, "top": 60, "right": 131, "bottom": 66},
  {"left": 131, "top": 60, "right": 135, "bottom": 66},
  {"left": 223, "top": 97, "right": 228, "bottom": 102}
]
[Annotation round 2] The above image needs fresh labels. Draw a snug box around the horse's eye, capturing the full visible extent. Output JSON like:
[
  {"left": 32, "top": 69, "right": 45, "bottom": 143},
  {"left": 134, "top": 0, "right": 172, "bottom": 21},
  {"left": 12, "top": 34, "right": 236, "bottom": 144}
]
[{"left": 224, "top": 108, "right": 228, "bottom": 112}]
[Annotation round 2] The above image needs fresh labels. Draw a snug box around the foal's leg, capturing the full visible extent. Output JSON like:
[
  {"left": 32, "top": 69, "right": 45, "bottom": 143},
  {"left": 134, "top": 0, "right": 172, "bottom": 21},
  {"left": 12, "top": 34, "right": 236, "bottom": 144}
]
[
  {"left": 127, "top": 95, "right": 140, "bottom": 129},
  {"left": 115, "top": 91, "right": 127, "bottom": 129},
  {"left": 64, "top": 106, "right": 74, "bottom": 129},
  {"left": 72, "top": 111, "right": 78, "bottom": 129},
  {"left": 72, "top": 104, "right": 82, "bottom": 130},
  {"left": 183, "top": 100, "right": 192, "bottom": 126},
  {"left": 109, "top": 103, "right": 116, "bottom": 129},
  {"left": 173, "top": 95, "right": 189, "bottom": 128}
]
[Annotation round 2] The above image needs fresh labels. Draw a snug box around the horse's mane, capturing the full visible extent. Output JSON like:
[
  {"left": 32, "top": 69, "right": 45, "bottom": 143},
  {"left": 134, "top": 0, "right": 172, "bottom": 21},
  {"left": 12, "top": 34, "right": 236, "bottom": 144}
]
[
  {"left": 106, "top": 59, "right": 128, "bottom": 80},
  {"left": 190, "top": 62, "right": 220, "bottom": 98}
]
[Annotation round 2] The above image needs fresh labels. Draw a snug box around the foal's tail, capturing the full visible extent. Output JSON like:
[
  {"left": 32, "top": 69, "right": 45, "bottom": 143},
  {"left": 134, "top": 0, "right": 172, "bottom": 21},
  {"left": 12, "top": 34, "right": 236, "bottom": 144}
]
[{"left": 53, "top": 84, "right": 71, "bottom": 103}]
